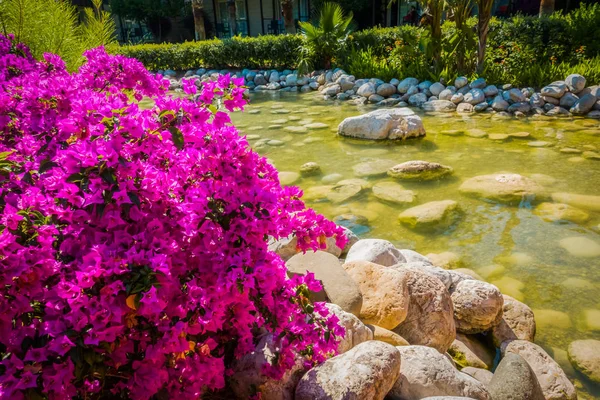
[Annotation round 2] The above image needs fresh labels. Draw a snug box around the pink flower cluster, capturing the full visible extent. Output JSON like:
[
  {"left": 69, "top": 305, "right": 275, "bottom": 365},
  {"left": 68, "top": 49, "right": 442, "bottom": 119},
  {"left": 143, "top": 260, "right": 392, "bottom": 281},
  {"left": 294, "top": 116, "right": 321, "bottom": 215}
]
[{"left": 0, "top": 34, "right": 346, "bottom": 399}]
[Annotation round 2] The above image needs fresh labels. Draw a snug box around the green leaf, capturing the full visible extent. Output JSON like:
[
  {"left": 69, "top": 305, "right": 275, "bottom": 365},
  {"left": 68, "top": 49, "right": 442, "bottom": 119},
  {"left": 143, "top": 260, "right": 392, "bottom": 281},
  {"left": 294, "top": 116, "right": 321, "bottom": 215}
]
[
  {"left": 39, "top": 159, "right": 58, "bottom": 173},
  {"left": 168, "top": 126, "right": 184, "bottom": 150},
  {"left": 128, "top": 192, "right": 141, "bottom": 207},
  {"left": 0, "top": 151, "right": 13, "bottom": 161}
]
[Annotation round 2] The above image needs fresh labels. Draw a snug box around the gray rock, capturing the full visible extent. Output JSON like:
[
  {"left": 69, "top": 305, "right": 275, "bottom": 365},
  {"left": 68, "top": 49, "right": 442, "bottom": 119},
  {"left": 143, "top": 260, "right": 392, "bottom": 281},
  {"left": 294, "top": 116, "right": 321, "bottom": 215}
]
[
  {"left": 455, "top": 76, "right": 469, "bottom": 89},
  {"left": 418, "top": 80, "right": 433, "bottom": 91},
  {"left": 541, "top": 82, "right": 567, "bottom": 98},
  {"left": 488, "top": 353, "right": 545, "bottom": 400},
  {"left": 322, "top": 84, "right": 341, "bottom": 97},
  {"left": 268, "top": 70, "right": 279, "bottom": 83},
  {"left": 345, "top": 238, "right": 405, "bottom": 266},
  {"left": 309, "top": 81, "right": 319, "bottom": 90},
  {"left": 390, "top": 78, "right": 400, "bottom": 86},
  {"left": 470, "top": 78, "right": 486, "bottom": 89},
  {"left": 422, "top": 100, "right": 457, "bottom": 112},
  {"left": 461, "top": 367, "right": 493, "bottom": 385},
  {"left": 474, "top": 103, "right": 489, "bottom": 112},
  {"left": 530, "top": 93, "right": 545, "bottom": 107},
  {"left": 337, "top": 75, "right": 355, "bottom": 91},
  {"left": 508, "top": 102, "right": 531, "bottom": 114},
  {"left": 546, "top": 106, "right": 571, "bottom": 116},
  {"left": 398, "top": 77, "right": 420, "bottom": 93},
  {"left": 297, "top": 75, "right": 309, "bottom": 86},
  {"left": 377, "top": 98, "right": 402, "bottom": 106},
  {"left": 299, "top": 162, "right": 321, "bottom": 176},
  {"left": 457, "top": 103, "right": 474, "bottom": 113},
  {"left": 266, "top": 82, "right": 281, "bottom": 90},
  {"left": 336, "top": 93, "right": 349, "bottom": 101},
  {"left": 451, "top": 93, "right": 465, "bottom": 104},
  {"left": 542, "top": 95, "right": 560, "bottom": 105},
  {"left": 357, "top": 82, "right": 376, "bottom": 97},
  {"left": 285, "top": 74, "right": 297, "bottom": 86},
  {"left": 398, "top": 250, "right": 432, "bottom": 265},
  {"left": 566, "top": 74, "right": 586, "bottom": 93},
  {"left": 457, "top": 85, "right": 471, "bottom": 95},
  {"left": 502, "top": 340, "right": 577, "bottom": 400},
  {"left": 337, "top": 108, "right": 425, "bottom": 140},
  {"left": 325, "top": 70, "right": 334, "bottom": 82},
  {"left": 325, "top": 303, "right": 372, "bottom": 354},
  {"left": 393, "top": 270, "right": 456, "bottom": 353},
  {"left": 483, "top": 85, "right": 498, "bottom": 97},
  {"left": 368, "top": 94, "right": 384, "bottom": 103},
  {"left": 570, "top": 93, "right": 597, "bottom": 115},
  {"left": 388, "top": 160, "right": 453, "bottom": 181},
  {"left": 295, "top": 341, "right": 401, "bottom": 400},
  {"left": 560, "top": 92, "right": 579, "bottom": 108},
  {"left": 286, "top": 251, "right": 363, "bottom": 316},
  {"left": 390, "top": 345, "right": 491, "bottom": 399},
  {"left": 377, "top": 83, "right": 397, "bottom": 97},
  {"left": 408, "top": 92, "right": 428, "bottom": 107},
  {"left": 508, "top": 88, "right": 526, "bottom": 103},
  {"left": 464, "top": 89, "right": 485, "bottom": 105},
  {"left": 491, "top": 95, "right": 509, "bottom": 111},
  {"left": 439, "top": 88, "right": 455, "bottom": 101},
  {"left": 430, "top": 82, "right": 446, "bottom": 96}
]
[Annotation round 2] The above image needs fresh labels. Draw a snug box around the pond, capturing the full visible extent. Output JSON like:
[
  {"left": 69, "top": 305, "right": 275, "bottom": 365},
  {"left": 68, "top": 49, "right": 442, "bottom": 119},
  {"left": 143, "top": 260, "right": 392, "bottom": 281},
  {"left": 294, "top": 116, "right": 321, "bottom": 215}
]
[{"left": 232, "top": 91, "right": 600, "bottom": 398}]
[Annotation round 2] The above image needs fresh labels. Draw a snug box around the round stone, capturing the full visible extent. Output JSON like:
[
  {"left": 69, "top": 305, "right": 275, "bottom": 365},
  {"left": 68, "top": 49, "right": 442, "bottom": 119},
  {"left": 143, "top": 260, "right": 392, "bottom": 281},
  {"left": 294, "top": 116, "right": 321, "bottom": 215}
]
[
  {"left": 452, "top": 280, "right": 504, "bottom": 334},
  {"left": 559, "top": 236, "right": 600, "bottom": 258},
  {"left": 372, "top": 181, "right": 416, "bottom": 204},
  {"left": 388, "top": 160, "right": 454, "bottom": 181},
  {"left": 568, "top": 340, "right": 600, "bottom": 383}
]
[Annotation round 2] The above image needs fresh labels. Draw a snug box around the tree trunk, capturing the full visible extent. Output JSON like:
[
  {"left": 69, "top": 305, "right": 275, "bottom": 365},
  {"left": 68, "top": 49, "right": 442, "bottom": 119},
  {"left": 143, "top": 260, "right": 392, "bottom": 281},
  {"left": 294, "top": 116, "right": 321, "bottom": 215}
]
[
  {"left": 476, "top": 0, "right": 492, "bottom": 74},
  {"left": 191, "top": 0, "right": 206, "bottom": 40},
  {"left": 429, "top": 0, "right": 443, "bottom": 73},
  {"left": 539, "top": 0, "right": 555, "bottom": 17},
  {"left": 281, "top": 0, "right": 296, "bottom": 34},
  {"left": 227, "top": 0, "right": 237, "bottom": 36}
]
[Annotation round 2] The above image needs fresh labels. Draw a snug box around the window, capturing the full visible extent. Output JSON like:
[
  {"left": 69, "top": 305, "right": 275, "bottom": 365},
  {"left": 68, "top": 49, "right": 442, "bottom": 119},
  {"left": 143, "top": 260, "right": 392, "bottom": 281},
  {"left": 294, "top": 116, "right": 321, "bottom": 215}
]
[{"left": 217, "top": 0, "right": 246, "bottom": 23}]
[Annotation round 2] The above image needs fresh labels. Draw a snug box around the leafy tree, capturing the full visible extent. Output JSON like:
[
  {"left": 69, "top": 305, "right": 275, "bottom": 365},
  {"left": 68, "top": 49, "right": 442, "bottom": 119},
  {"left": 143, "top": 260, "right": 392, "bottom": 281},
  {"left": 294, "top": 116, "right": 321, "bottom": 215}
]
[
  {"left": 298, "top": 2, "right": 354, "bottom": 73},
  {"left": 445, "top": 0, "right": 474, "bottom": 74},
  {"left": 0, "top": 0, "right": 115, "bottom": 70},
  {"left": 110, "top": 0, "right": 186, "bottom": 42}
]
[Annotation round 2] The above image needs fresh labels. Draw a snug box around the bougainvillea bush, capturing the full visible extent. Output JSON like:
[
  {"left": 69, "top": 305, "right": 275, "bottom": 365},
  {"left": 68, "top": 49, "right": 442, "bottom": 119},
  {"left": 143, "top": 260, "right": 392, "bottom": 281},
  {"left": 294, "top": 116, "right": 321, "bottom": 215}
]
[{"left": 0, "top": 34, "right": 345, "bottom": 399}]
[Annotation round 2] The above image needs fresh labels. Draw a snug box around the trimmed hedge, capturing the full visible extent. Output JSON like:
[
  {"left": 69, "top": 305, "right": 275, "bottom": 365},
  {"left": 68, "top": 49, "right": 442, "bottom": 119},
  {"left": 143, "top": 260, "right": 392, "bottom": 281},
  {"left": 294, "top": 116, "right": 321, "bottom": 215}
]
[{"left": 116, "top": 35, "right": 303, "bottom": 70}]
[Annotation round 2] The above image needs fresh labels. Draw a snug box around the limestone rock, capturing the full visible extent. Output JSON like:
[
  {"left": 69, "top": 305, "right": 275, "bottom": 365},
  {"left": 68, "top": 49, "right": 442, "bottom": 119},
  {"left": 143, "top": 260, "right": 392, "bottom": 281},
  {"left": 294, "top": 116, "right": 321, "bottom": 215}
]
[
  {"left": 461, "top": 367, "right": 493, "bottom": 386},
  {"left": 344, "top": 238, "right": 405, "bottom": 266},
  {"left": 390, "top": 345, "right": 491, "bottom": 399},
  {"left": 325, "top": 303, "right": 372, "bottom": 354},
  {"left": 501, "top": 340, "right": 577, "bottom": 400},
  {"left": 568, "top": 339, "right": 600, "bottom": 383},
  {"left": 286, "top": 251, "right": 363, "bottom": 316},
  {"left": 388, "top": 160, "right": 454, "bottom": 181},
  {"left": 398, "top": 200, "right": 461, "bottom": 231},
  {"left": 422, "top": 100, "right": 457, "bottom": 112},
  {"left": 343, "top": 261, "right": 410, "bottom": 329},
  {"left": 491, "top": 294, "right": 536, "bottom": 347},
  {"left": 459, "top": 173, "right": 548, "bottom": 204},
  {"left": 452, "top": 280, "right": 503, "bottom": 334},
  {"left": 565, "top": 74, "right": 586, "bottom": 93},
  {"left": 295, "top": 341, "right": 401, "bottom": 400},
  {"left": 393, "top": 270, "right": 456, "bottom": 353},
  {"left": 398, "top": 249, "right": 433, "bottom": 265},
  {"left": 338, "top": 108, "right": 426, "bottom": 140},
  {"left": 390, "top": 262, "right": 472, "bottom": 293},
  {"left": 367, "top": 324, "right": 410, "bottom": 346},
  {"left": 487, "top": 353, "right": 545, "bottom": 400}
]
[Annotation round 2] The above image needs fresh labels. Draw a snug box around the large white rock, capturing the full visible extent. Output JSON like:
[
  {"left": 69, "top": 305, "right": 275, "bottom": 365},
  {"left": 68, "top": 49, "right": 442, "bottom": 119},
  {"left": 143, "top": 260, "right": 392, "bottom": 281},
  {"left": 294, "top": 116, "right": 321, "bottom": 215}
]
[
  {"left": 337, "top": 108, "right": 425, "bottom": 140},
  {"left": 295, "top": 341, "right": 401, "bottom": 400},
  {"left": 325, "top": 303, "right": 373, "bottom": 354},
  {"left": 502, "top": 340, "right": 577, "bottom": 400},
  {"left": 345, "top": 238, "right": 405, "bottom": 266},
  {"left": 390, "top": 345, "right": 491, "bottom": 399}
]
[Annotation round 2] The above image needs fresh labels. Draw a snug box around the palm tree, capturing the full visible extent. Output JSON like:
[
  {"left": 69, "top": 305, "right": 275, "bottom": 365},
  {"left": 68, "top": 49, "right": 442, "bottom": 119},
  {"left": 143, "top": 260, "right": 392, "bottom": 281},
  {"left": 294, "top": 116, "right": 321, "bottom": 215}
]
[
  {"left": 190, "top": 0, "right": 206, "bottom": 40},
  {"left": 281, "top": 0, "right": 296, "bottom": 33},
  {"left": 297, "top": 2, "right": 353, "bottom": 73},
  {"left": 539, "top": 0, "right": 555, "bottom": 17},
  {"left": 445, "top": 0, "right": 473, "bottom": 74},
  {"left": 475, "top": 0, "right": 493, "bottom": 74}
]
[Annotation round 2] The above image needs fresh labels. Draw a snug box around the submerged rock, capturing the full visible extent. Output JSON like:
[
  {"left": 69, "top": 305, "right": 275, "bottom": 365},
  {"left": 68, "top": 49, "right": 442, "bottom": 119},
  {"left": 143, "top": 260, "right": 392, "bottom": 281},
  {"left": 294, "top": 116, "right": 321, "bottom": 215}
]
[
  {"left": 559, "top": 236, "right": 600, "bottom": 258},
  {"left": 459, "top": 173, "right": 548, "bottom": 204},
  {"left": 300, "top": 162, "right": 321, "bottom": 176},
  {"left": 551, "top": 192, "right": 600, "bottom": 212},
  {"left": 353, "top": 159, "right": 397, "bottom": 178},
  {"left": 534, "top": 202, "right": 590, "bottom": 224},
  {"left": 568, "top": 339, "right": 600, "bottom": 383},
  {"left": 295, "top": 341, "right": 401, "bottom": 400},
  {"left": 372, "top": 181, "right": 416, "bottom": 204},
  {"left": 398, "top": 200, "right": 461, "bottom": 231},
  {"left": 337, "top": 108, "right": 426, "bottom": 140},
  {"left": 388, "top": 160, "right": 454, "bottom": 181}
]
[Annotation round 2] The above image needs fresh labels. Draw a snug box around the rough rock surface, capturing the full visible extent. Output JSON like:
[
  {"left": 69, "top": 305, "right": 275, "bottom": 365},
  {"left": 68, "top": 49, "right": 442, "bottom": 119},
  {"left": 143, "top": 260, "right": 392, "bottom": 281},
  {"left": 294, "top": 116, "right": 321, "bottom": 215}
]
[
  {"left": 451, "top": 280, "right": 503, "bottom": 334},
  {"left": 388, "top": 160, "right": 454, "bottom": 181},
  {"left": 491, "top": 294, "right": 536, "bottom": 347},
  {"left": 459, "top": 173, "right": 548, "bottom": 204},
  {"left": 502, "top": 340, "right": 577, "bottom": 400},
  {"left": 295, "top": 341, "right": 401, "bottom": 400},
  {"left": 367, "top": 324, "right": 410, "bottom": 346},
  {"left": 393, "top": 270, "right": 456, "bottom": 353},
  {"left": 345, "top": 238, "right": 405, "bottom": 266},
  {"left": 390, "top": 345, "right": 491, "bottom": 400},
  {"left": 487, "top": 353, "right": 545, "bottom": 400},
  {"left": 568, "top": 339, "right": 600, "bottom": 383},
  {"left": 325, "top": 303, "right": 372, "bottom": 354},
  {"left": 337, "top": 108, "right": 426, "bottom": 140},
  {"left": 461, "top": 367, "right": 493, "bottom": 385},
  {"left": 286, "top": 251, "right": 363, "bottom": 316},
  {"left": 391, "top": 262, "right": 472, "bottom": 293},
  {"left": 343, "top": 261, "right": 410, "bottom": 329},
  {"left": 448, "top": 333, "right": 495, "bottom": 370}
]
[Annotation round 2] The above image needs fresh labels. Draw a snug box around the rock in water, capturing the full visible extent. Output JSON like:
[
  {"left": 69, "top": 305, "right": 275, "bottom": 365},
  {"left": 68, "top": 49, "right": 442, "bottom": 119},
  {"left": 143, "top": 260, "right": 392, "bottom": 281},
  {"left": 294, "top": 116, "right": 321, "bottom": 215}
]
[
  {"left": 295, "top": 341, "right": 401, "bottom": 400},
  {"left": 286, "top": 251, "right": 363, "bottom": 316},
  {"left": 459, "top": 173, "right": 548, "bottom": 204},
  {"left": 393, "top": 269, "right": 456, "bottom": 353},
  {"left": 491, "top": 294, "right": 536, "bottom": 347},
  {"left": 398, "top": 200, "right": 461, "bottom": 231},
  {"left": 343, "top": 261, "right": 410, "bottom": 330},
  {"left": 388, "top": 160, "right": 454, "bottom": 181},
  {"left": 568, "top": 339, "right": 600, "bottom": 383},
  {"left": 501, "top": 340, "right": 577, "bottom": 400},
  {"left": 390, "top": 345, "right": 491, "bottom": 399},
  {"left": 487, "top": 353, "right": 545, "bottom": 400},
  {"left": 337, "top": 108, "right": 426, "bottom": 140}
]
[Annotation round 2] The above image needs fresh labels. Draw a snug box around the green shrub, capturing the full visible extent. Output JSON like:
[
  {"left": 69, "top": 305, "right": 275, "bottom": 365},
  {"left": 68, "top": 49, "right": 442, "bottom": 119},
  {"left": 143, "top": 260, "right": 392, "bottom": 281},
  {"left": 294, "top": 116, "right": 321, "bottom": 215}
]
[
  {"left": 116, "top": 35, "right": 303, "bottom": 70},
  {"left": 345, "top": 48, "right": 399, "bottom": 81}
]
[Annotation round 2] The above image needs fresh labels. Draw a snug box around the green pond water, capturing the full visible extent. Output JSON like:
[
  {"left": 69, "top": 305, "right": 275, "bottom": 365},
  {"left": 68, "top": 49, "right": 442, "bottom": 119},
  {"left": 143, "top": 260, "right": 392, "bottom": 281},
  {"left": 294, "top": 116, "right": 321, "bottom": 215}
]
[{"left": 232, "top": 91, "right": 600, "bottom": 398}]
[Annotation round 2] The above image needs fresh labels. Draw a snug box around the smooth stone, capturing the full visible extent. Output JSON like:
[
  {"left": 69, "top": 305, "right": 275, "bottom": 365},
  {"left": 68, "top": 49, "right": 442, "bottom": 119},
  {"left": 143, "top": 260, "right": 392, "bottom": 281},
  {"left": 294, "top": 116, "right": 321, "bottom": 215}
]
[
  {"left": 321, "top": 173, "right": 343, "bottom": 184},
  {"left": 440, "top": 129, "right": 464, "bottom": 136},
  {"left": 422, "top": 100, "right": 457, "bottom": 112},
  {"left": 461, "top": 367, "right": 493, "bottom": 386},
  {"left": 345, "top": 238, "right": 405, "bottom": 266},
  {"left": 534, "top": 202, "right": 590, "bottom": 224},
  {"left": 286, "top": 251, "right": 362, "bottom": 316},
  {"left": 377, "top": 83, "right": 397, "bottom": 97},
  {"left": 426, "top": 251, "right": 462, "bottom": 269},
  {"left": 559, "top": 236, "right": 600, "bottom": 258},
  {"left": 465, "top": 129, "right": 487, "bottom": 138},
  {"left": 452, "top": 280, "right": 503, "bottom": 334},
  {"left": 487, "top": 353, "right": 545, "bottom": 400},
  {"left": 501, "top": 340, "right": 577, "bottom": 400},
  {"left": 398, "top": 249, "right": 433, "bottom": 265},
  {"left": 326, "top": 303, "right": 372, "bottom": 354},
  {"left": 453, "top": 268, "right": 484, "bottom": 281},
  {"left": 393, "top": 270, "right": 456, "bottom": 353},
  {"left": 391, "top": 262, "right": 471, "bottom": 293},
  {"left": 583, "top": 309, "right": 600, "bottom": 331},
  {"left": 568, "top": 339, "right": 600, "bottom": 383},
  {"left": 571, "top": 93, "right": 597, "bottom": 115},
  {"left": 509, "top": 131, "right": 531, "bottom": 138},
  {"left": 449, "top": 333, "right": 495, "bottom": 370},
  {"left": 527, "top": 140, "right": 552, "bottom": 147},
  {"left": 279, "top": 171, "right": 300, "bottom": 186},
  {"left": 533, "top": 309, "right": 572, "bottom": 330},
  {"left": 488, "top": 133, "right": 509, "bottom": 141},
  {"left": 326, "top": 182, "right": 363, "bottom": 204},
  {"left": 551, "top": 193, "right": 600, "bottom": 212},
  {"left": 304, "top": 122, "right": 329, "bottom": 130},
  {"left": 583, "top": 150, "right": 600, "bottom": 160},
  {"left": 566, "top": 74, "right": 586, "bottom": 92},
  {"left": 398, "top": 200, "right": 460, "bottom": 231},
  {"left": 353, "top": 159, "right": 397, "bottom": 178},
  {"left": 455, "top": 76, "right": 468, "bottom": 89},
  {"left": 295, "top": 341, "right": 401, "bottom": 400},
  {"left": 457, "top": 103, "right": 474, "bottom": 113},
  {"left": 300, "top": 162, "right": 321, "bottom": 176},
  {"left": 372, "top": 181, "right": 416, "bottom": 205},
  {"left": 464, "top": 89, "right": 485, "bottom": 105},
  {"left": 367, "top": 325, "right": 410, "bottom": 346},
  {"left": 390, "top": 345, "right": 491, "bottom": 400},
  {"left": 490, "top": 276, "right": 525, "bottom": 301},
  {"left": 338, "top": 108, "right": 425, "bottom": 140},
  {"left": 284, "top": 126, "right": 308, "bottom": 133},
  {"left": 491, "top": 294, "right": 536, "bottom": 347},
  {"left": 343, "top": 261, "right": 410, "bottom": 329},
  {"left": 388, "top": 160, "right": 454, "bottom": 181},
  {"left": 459, "top": 173, "right": 548, "bottom": 204}
]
